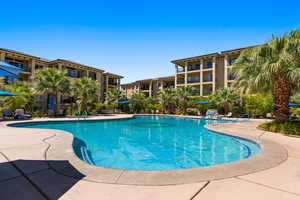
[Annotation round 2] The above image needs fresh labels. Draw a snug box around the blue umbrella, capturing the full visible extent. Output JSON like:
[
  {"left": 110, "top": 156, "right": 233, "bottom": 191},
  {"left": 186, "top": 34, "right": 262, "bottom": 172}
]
[
  {"left": 193, "top": 101, "right": 213, "bottom": 105},
  {"left": 288, "top": 102, "right": 298, "bottom": 107},
  {"left": 0, "top": 61, "right": 22, "bottom": 77},
  {"left": 0, "top": 90, "right": 19, "bottom": 96},
  {"left": 118, "top": 100, "right": 132, "bottom": 104}
]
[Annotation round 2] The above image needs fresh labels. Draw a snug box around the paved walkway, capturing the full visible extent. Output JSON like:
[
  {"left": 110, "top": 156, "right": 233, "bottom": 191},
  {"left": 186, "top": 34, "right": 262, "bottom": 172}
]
[{"left": 0, "top": 115, "right": 299, "bottom": 200}]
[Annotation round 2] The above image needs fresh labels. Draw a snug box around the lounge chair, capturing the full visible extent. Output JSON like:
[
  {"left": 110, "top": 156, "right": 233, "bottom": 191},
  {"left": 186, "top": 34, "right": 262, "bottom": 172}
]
[
  {"left": 14, "top": 109, "right": 32, "bottom": 120},
  {"left": 239, "top": 114, "right": 251, "bottom": 118},
  {"left": 205, "top": 109, "right": 221, "bottom": 119},
  {"left": 225, "top": 112, "right": 232, "bottom": 118},
  {"left": 2, "top": 109, "right": 13, "bottom": 119}
]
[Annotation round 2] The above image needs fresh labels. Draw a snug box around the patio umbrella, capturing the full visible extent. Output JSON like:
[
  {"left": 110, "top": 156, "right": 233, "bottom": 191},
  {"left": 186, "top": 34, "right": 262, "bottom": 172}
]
[
  {"left": 118, "top": 100, "right": 132, "bottom": 104},
  {"left": 288, "top": 102, "right": 298, "bottom": 107},
  {"left": 193, "top": 101, "right": 213, "bottom": 105},
  {"left": 0, "top": 61, "right": 22, "bottom": 77},
  {"left": 0, "top": 90, "right": 19, "bottom": 96}
]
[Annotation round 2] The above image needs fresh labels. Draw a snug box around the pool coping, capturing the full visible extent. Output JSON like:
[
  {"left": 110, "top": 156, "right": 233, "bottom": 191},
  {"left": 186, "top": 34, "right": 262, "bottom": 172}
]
[{"left": 4, "top": 114, "right": 288, "bottom": 186}]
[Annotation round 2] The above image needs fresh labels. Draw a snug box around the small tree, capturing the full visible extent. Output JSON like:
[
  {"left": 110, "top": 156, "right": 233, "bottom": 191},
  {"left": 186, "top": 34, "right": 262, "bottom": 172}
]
[
  {"left": 3, "top": 81, "right": 33, "bottom": 111},
  {"left": 158, "top": 89, "right": 177, "bottom": 114},
  {"left": 106, "top": 88, "right": 123, "bottom": 113},
  {"left": 176, "top": 86, "right": 193, "bottom": 114},
  {"left": 210, "top": 88, "right": 240, "bottom": 114},
  {"left": 130, "top": 93, "right": 146, "bottom": 113}
]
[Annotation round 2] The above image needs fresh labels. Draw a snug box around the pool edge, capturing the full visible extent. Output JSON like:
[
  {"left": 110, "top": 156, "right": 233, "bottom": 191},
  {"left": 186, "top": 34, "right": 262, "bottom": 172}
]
[{"left": 3, "top": 114, "right": 288, "bottom": 186}]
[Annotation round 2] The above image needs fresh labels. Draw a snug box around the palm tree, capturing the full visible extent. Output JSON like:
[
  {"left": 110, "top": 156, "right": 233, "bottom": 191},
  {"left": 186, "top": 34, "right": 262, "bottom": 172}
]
[
  {"left": 3, "top": 81, "right": 33, "bottom": 111},
  {"left": 233, "top": 29, "right": 300, "bottom": 122},
  {"left": 105, "top": 88, "right": 123, "bottom": 112},
  {"left": 72, "top": 77, "right": 99, "bottom": 113},
  {"left": 34, "top": 68, "right": 70, "bottom": 116},
  {"left": 158, "top": 88, "right": 177, "bottom": 113},
  {"left": 176, "top": 86, "right": 193, "bottom": 114},
  {"left": 130, "top": 93, "right": 146, "bottom": 113},
  {"left": 210, "top": 88, "right": 240, "bottom": 114}
]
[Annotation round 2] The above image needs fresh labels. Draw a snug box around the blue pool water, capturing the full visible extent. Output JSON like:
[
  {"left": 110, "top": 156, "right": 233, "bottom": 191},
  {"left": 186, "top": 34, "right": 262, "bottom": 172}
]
[{"left": 11, "top": 116, "right": 260, "bottom": 170}]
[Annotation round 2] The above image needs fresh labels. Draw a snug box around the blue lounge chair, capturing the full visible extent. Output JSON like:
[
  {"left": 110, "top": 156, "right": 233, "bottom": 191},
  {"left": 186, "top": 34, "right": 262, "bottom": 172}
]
[{"left": 2, "top": 109, "right": 13, "bottom": 119}]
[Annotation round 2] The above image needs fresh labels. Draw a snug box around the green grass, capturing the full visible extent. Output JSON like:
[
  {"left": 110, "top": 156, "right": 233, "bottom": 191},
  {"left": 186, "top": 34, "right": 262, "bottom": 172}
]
[{"left": 259, "top": 121, "right": 300, "bottom": 136}]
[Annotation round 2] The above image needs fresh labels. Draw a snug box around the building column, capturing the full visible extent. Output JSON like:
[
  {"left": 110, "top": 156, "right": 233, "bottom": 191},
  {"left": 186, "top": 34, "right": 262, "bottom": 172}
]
[
  {"left": 0, "top": 52, "right": 5, "bottom": 61},
  {"left": 30, "top": 60, "right": 36, "bottom": 74},
  {"left": 149, "top": 81, "right": 152, "bottom": 97},
  {"left": 174, "top": 65, "right": 178, "bottom": 89},
  {"left": 58, "top": 63, "right": 63, "bottom": 71},
  {"left": 57, "top": 63, "right": 63, "bottom": 113},
  {"left": 184, "top": 62, "right": 188, "bottom": 86},
  {"left": 212, "top": 57, "right": 216, "bottom": 93},
  {"left": 106, "top": 76, "right": 109, "bottom": 92},
  {"left": 96, "top": 72, "right": 102, "bottom": 101},
  {"left": 200, "top": 59, "right": 203, "bottom": 96},
  {"left": 224, "top": 55, "right": 229, "bottom": 88}
]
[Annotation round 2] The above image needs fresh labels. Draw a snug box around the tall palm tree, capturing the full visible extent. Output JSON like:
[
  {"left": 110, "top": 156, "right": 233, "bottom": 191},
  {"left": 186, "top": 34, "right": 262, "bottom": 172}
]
[
  {"left": 34, "top": 68, "right": 70, "bottom": 116},
  {"left": 210, "top": 88, "right": 240, "bottom": 114},
  {"left": 233, "top": 29, "right": 300, "bottom": 122},
  {"left": 158, "top": 88, "right": 177, "bottom": 113},
  {"left": 72, "top": 77, "right": 99, "bottom": 113},
  {"left": 176, "top": 86, "right": 193, "bottom": 114}
]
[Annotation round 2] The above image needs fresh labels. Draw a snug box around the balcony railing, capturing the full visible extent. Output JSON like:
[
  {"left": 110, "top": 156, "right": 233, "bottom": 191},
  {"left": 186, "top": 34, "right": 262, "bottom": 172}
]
[
  {"left": 187, "top": 65, "right": 200, "bottom": 71},
  {"left": 108, "top": 81, "right": 118, "bottom": 86},
  {"left": 187, "top": 78, "right": 200, "bottom": 83},
  {"left": 66, "top": 71, "right": 84, "bottom": 78}
]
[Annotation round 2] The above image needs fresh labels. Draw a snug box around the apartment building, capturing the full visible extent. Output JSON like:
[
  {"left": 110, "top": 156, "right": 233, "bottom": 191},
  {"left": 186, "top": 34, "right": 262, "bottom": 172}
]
[
  {"left": 0, "top": 48, "right": 123, "bottom": 110},
  {"left": 171, "top": 45, "right": 258, "bottom": 96},
  {"left": 121, "top": 75, "right": 175, "bottom": 98}
]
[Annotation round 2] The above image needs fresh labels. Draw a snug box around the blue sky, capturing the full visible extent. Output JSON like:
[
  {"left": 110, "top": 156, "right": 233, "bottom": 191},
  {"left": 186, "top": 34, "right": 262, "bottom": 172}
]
[{"left": 0, "top": 0, "right": 299, "bottom": 83}]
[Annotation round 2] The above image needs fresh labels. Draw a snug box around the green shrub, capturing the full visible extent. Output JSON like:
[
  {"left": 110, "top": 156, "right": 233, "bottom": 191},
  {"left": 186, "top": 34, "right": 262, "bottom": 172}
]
[{"left": 260, "top": 121, "right": 300, "bottom": 136}]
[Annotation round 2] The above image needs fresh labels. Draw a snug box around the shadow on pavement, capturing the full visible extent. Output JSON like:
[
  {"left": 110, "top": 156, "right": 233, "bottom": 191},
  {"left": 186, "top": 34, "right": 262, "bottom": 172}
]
[{"left": 0, "top": 159, "right": 85, "bottom": 200}]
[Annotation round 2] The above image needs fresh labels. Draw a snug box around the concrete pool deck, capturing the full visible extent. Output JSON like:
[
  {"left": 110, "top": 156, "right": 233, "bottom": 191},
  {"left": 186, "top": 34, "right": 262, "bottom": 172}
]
[{"left": 0, "top": 115, "right": 300, "bottom": 199}]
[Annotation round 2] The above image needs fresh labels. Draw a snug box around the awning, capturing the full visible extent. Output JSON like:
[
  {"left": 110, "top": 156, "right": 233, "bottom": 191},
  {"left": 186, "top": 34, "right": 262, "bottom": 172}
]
[
  {"left": 0, "top": 90, "right": 19, "bottom": 96},
  {"left": 0, "top": 61, "right": 23, "bottom": 77}
]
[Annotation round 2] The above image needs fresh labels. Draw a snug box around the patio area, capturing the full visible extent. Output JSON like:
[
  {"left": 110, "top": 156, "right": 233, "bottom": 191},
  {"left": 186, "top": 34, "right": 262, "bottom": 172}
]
[{"left": 0, "top": 115, "right": 299, "bottom": 200}]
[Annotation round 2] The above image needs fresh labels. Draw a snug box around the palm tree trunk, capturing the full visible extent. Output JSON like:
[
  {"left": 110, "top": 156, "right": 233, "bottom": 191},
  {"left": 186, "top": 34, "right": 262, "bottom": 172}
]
[
  {"left": 272, "top": 78, "right": 291, "bottom": 123},
  {"left": 224, "top": 103, "right": 229, "bottom": 114},
  {"left": 54, "top": 93, "right": 58, "bottom": 117}
]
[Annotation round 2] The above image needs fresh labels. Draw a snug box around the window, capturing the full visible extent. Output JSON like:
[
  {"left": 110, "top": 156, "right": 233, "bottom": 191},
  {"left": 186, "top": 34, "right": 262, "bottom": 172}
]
[{"left": 35, "top": 64, "right": 43, "bottom": 70}]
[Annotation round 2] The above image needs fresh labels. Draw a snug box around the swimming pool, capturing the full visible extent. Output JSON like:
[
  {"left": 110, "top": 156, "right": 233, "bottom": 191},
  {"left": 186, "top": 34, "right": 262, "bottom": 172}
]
[{"left": 11, "top": 115, "right": 260, "bottom": 170}]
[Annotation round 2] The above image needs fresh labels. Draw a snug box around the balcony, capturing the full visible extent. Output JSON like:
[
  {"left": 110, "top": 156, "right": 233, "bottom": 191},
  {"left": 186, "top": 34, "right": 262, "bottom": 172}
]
[
  {"left": 88, "top": 73, "right": 97, "bottom": 80},
  {"left": 66, "top": 71, "right": 84, "bottom": 78},
  {"left": 203, "top": 74, "right": 213, "bottom": 82},
  {"left": 177, "top": 67, "right": 185, "bottom": 73},
  {"left": 176, "top": 79, "right": 185, "bottom": 85},
  {"left": 203, "top": 61, "right": 213, "bottom": 69},
  {"left": 187, "top": 65, "right": 200, "bottom": 71},
  {"left": 141, "top": 87, "right": 150, "bottom": 90},
  {"left": 187, "top": 76, "right": 200, "bottom": 83},
  {"left": 108, "top": 81, "right": 118, "bottom": 86}
]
